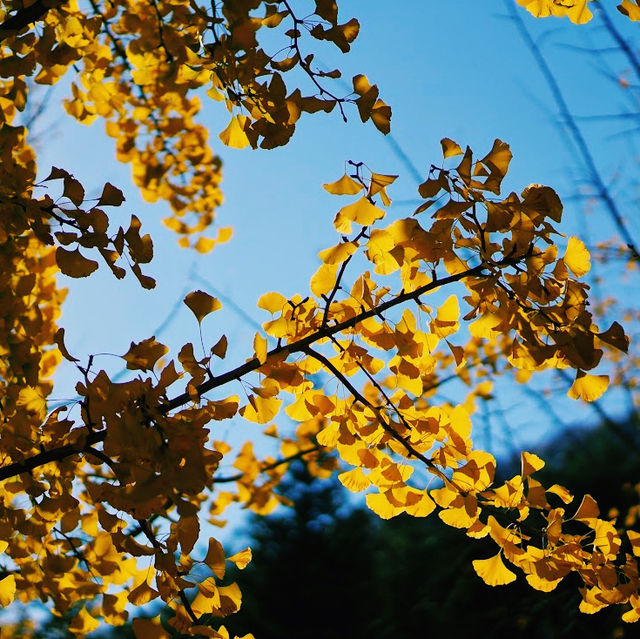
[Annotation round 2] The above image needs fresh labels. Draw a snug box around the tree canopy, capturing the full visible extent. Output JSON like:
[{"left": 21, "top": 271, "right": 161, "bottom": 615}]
[{"left": 2, "top": 0, "right": 640, "bottom": 636}]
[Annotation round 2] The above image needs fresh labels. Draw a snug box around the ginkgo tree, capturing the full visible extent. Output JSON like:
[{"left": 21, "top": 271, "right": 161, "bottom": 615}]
[{"left": 2, "top": 0, "right": 640, "bottom": 636}]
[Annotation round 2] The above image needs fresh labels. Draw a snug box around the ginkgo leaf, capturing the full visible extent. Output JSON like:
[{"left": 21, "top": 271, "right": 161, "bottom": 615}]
[
  {"left": 54, "top": 328, "right": 79, "bottom": 362},
  {"left": 17, "top": 386, "right": 47, "bottom": 417},
  {"left": 56, "top": 247, "right": 99, "bottom": 278},
  {"left": 123, "top": 337, "right": 168, "bottom": 371},
  {"left": 472, "top": 553, "right": 517, "bottom": 586},
  {"left": 228, "top": 548, "right": 252, "bottom": 569},
  {"left": 366, "top": 492, "right": 401, "bottom": 519},
  {"left": 97, "top": 182, "right": 125, "bottom": 206},
  {"left": 194, "top": 237, "right": 216, "bottom": 254},
  {"left": 526, "top": 574, "right": 562, "bottom": 592},
  {"left": 219, "top": 114, "right": 250, "bottom": 148},
  {"left": 254, "top": 333, "right": 268, "bottom": 364},
  {"left": 0, "top": 575, "right": 15, "bottom": 606},
  {"left": 563, "top": 237, "right": 591, "bottom": 277},
  {"left": 132, "top": 617, "right": 170, "bottom": 639},
  {"left": 310, "top": 262, "right": 338, "bottom": 297},
  {"left": 338, "top": 467, "right": 370, "bottom": 492},
  {"left": 568, "top": 371, "right": 609, "bottom": 402},
  {"left": 63, "top": 175, "right": 85, "bottom": 206},
  {"left": 323, "top": 173, "right": 363, "bottom": 195},
  {"left": 333, "top": 196, "right": 385, "bottom": 233},
  {"left": 521, "top": 451, "right": 545, "bottom": 478},
  {"left": 368, "top": 172, "right": 398, "bottom": 197},
  {"left": 69, "top": 607, "right": 100, "bottom": 634},
  {"left": 203, "top": 537, "right": 226, "bottom": 579},
  {"left": 184, "top": 290, "right": 222, "bottom": 324},
  {"left": 128, "top": 579, "right": 160, "bottom": 605},
  {"left": 258, "top": 292, "right": 287, "bottom": 314},
  {"left": 318, "top": 241, "right": 358, "bottom": 265},
  {"left": 628, "top": 530, "right": 640, "bottom": 556},
  {"left": 211, "top": 335, "right": 228, "bottom": 359},
  {"left": 241, "top": 395, "right": 283, "bottom": 424},
  {"left": 619, "top": 0, "right": 640, "bottom": 20},
  {"left": 441, "top": 137, "right": 463, "bottom": 158}
]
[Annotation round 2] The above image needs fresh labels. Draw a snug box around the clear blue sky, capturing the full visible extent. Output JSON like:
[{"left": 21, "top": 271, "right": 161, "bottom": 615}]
[{"left": 35, "top": 1, "right": 640, "bottom": 539}]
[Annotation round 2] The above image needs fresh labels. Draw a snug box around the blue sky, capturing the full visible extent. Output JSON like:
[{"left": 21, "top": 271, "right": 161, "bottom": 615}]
[{"left": 33, "top": 1, "right": 640, "bottom": 539}]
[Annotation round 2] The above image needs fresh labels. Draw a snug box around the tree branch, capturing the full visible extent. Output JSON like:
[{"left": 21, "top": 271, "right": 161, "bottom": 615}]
[
  {"left": 0, "top": 0, "right": 67, "bottom": 42},
  {"left": 0, "top": 262, "right": 488, "bottom": 483}
]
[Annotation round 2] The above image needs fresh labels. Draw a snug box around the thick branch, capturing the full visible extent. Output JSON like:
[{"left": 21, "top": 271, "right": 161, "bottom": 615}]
[
  {"left": 0, "top": 262, "right": 488, "bottom": 483},
  {"left": 0, "top": 0, "right": 67, "bottom": 42}
]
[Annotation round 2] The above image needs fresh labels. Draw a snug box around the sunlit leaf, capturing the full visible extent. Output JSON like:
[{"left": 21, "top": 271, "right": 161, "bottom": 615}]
[
  {"left": 0, "top": 575, "right": 15, "bottom": 607},
  {"left": 472, "top": 553, "right": 516, "bottom": 586},
  {"left": 563, "top": 236, "right": 591, "bottom": 277},
  {"left": 323, "top": 173, "right": 363, "bottom": 195},
  {"left": 219, "top": 114, "right": 250, "bottom": 148},
  {"left": 568, "top": 371, "right": 609, "bottom": 402},
  {"left": 441, "top": 137, "right": 463, "bottom": 158}
]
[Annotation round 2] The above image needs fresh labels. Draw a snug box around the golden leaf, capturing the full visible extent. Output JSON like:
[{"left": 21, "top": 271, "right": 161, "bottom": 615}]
[
  {"left": 472, "top": 553, "right": 517, "bottom": 586},
  {"left": 228, "top": 548, "right": 252, "bottom": 569},
  {"left": 257, "top": 292, "right": 287, "bottom": 314},
  {"left": 563, "top": 237, "right": 591, "bottom": 277},
  {"left": 521, "top": 451, "right": 545, "bottom": 478},
  {"left": 338, "top": 467, "right": 370, "bottom": 492},
  {"left": 333, "top": 196, "right": 385, "bottom": 233},
  {"left": 310, "top": 262, "right": 338, "bottom": 297},
  {"left": 0, "top": 575, "right": 15, "bottom": 607},
  {"left": 323, "top": 173, "right": 363, "bottom": 195},
  {"left": 567, "top": 371, "right": 609, "bottom": 402},
  {"left": 184, "top": 290, "right": 222, "bottom": 324},
  {"left": 440, "top": 137, "right": 463, "bottom": 158},
  {"left": 254, "top": 333, "right": 268, "bottom": 365},
  {"left": 619, "top": 0, "right": 640, "bottom": 20},
  {"left": 219, "top": 115, "right": 250, "bottom": 149}
]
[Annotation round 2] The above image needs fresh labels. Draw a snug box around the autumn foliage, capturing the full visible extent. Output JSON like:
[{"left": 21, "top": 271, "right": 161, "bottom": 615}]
[{"left": 1, "top": 0, "right": 640, "bottom": 636}]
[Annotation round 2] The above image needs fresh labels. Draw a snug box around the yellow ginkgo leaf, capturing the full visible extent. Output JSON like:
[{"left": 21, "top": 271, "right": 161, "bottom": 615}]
[
  {"left": 184, "top": 290, "right": 222, "bottom": 324},
  {"left": 563, "top": 237, "right": 591, "bottom": 277},
  {"left": 228, "top": 548, "right": 252, "bottom": 569},
  {"left": 219, "top": 114, "right": 250, "bottom": 149},
  {"left": 310, "top": 262, "right": 338, "bottom": 297},
  {"left": 0, "top": 575, "right": 15, "bottom": 607},
  {"left": 17, "top": 386, "right": 47, "bottom": 417},
  {"left": 257, "top": 292, "right": 287, "bottom": 314},
  {"left": 619, "top": 0, "right": 640, "bottom": 20},
  {"left": 368, "top": 172, "right": 398, "bottom": 197},
  {"left": 240, "top": 395, "right": 283, "bottom": 424},
  {"left": 526, "top": 573, "right": 562, "bottom": 592},
  {"left": 567, "top": 371, "right": 609, "bottom": 402},
  {"left": 440, "top": 137, "right": 463, "bottom": 158},
  {"left": 472, "top": 553, "right": 517, "bottom": 586},
  {"left": 338, "top": 467, "right": 370, "bottom": 492},
  {"left": 521, "top": 451, "right": 545, "bottom": 478},
  {"left": 318, "top": 241, "right": 358, "bottom": 265},
  {"left": 366, "top": 491, "right": 402, "bottom": 519},
  {"left": 254, "top": 333, "right": 268, "bottom": 365},
  {"left": 69, "top": 607, "right": 100, "bottom": 634},
  {"left": 333, "top": 196, "right": 385, "bottom": 233},
  {"left": 323, "top": 173, "right": 363, "bottom": 195}
]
